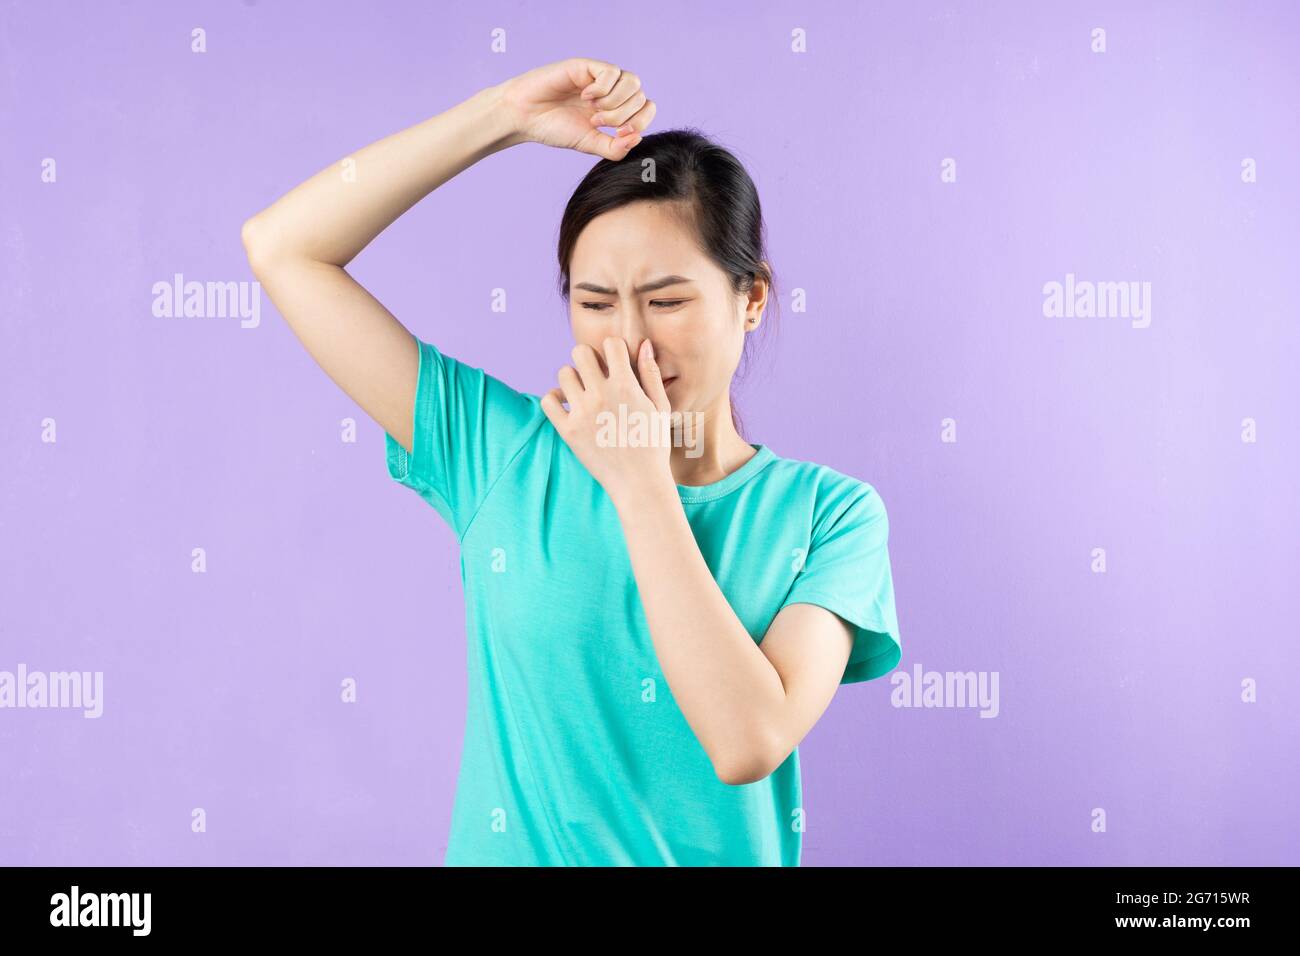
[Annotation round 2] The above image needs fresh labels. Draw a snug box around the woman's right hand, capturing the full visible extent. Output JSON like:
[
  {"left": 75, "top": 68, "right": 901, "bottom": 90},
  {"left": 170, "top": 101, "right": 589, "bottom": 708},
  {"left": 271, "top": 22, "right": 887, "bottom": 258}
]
[{"left": 497, "top": 58, "right": 657, "bottom": 160}]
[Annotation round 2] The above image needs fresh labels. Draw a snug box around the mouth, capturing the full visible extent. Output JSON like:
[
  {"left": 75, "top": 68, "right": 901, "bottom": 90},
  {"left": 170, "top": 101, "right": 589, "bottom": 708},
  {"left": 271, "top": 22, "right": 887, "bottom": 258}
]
[{"left": 663, "top": 376, "right": 678, "bottom": 387}]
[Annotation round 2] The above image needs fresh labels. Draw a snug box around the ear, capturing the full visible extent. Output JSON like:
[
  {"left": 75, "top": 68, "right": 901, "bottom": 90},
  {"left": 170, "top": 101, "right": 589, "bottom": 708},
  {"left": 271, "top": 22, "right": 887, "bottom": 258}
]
[{"left": 746, "top": 268, "right": 770, "bottom": 321}]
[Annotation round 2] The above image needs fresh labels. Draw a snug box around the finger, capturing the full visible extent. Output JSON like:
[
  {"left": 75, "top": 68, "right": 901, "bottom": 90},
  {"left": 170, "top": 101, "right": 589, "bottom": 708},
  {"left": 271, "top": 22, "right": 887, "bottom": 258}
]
[
  {"left": 589, "top": 71, "right": 641, "bottom": 112},
  {"left": 592, "top": 91, "right": 647, "bottom": 130},
  {"left": 540, "top": 388, "right": 569, "bottom": 427},
  {"left": 568, "top": 57, "right": 615, "bottom": 91},
  {"left": 601, "top": 336, "right": 634, "bottom": 382},
  {"left": 578, "top": 128, "right": 642, "bottom": 161},
  {"left": 579, "top": 62, "right": 621, "bottom": 101},
  {"left": 571, "top": 343, "right": 606, "bottom": 387},
  {"left": 557, "top": 365, "right": 584, "bottom": 406},
  {"left": 611, "top": 97, "right": 656, "bottom": 137},
  {"left": 637, "top": 338, "right": 671, "bottom": 411}
]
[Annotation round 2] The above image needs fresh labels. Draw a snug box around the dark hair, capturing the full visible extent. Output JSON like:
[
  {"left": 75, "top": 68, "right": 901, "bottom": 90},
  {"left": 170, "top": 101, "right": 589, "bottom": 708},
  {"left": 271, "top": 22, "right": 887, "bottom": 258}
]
[{"left": 556, "top": 127, "right": 777, "bottom": 439}]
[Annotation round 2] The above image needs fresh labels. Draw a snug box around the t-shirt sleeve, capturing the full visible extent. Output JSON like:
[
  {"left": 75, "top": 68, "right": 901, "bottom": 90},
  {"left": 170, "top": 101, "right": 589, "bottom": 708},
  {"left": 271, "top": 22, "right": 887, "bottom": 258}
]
[
  {"left": 780, "top": 484, "right": 902, "bottom": 685},
  {"left": 384, "top": 334, "right": 544, "bottom": 539}
]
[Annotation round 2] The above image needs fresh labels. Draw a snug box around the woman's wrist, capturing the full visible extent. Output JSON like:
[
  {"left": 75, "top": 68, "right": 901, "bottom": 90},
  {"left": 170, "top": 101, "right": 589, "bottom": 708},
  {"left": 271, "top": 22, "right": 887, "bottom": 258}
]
[
  {"left": 610, "top": 466, "right": 680, "bottom": 520},
  {"left": 466, "top": 81, "right": 526, "bottom": 154}
]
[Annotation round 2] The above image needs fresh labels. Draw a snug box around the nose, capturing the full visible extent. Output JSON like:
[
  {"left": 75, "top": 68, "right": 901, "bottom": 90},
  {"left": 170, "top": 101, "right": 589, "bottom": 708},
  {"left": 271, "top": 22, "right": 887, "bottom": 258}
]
[{"left": 620, "top": 313, "right": 651, "bottom": 364}]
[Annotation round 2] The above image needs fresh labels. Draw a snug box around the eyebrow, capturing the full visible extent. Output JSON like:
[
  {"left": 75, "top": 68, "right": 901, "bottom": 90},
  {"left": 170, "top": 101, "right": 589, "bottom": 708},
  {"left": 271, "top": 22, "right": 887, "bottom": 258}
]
[{"left": 573, "top": 275, "right": 695, "bottom": 295}]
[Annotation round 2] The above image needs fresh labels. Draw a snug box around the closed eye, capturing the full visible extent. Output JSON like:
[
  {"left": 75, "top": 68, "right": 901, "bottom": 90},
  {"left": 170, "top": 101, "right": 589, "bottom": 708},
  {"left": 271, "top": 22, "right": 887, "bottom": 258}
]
[{"left": 580, "top": 300, "right": 688, "bottom": 311}]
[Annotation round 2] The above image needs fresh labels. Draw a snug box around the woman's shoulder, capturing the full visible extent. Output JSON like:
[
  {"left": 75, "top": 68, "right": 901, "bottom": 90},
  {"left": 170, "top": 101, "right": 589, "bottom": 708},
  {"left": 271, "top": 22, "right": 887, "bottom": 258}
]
[{"left": 760, "top": 444, "right": 887, "bottom": 517}]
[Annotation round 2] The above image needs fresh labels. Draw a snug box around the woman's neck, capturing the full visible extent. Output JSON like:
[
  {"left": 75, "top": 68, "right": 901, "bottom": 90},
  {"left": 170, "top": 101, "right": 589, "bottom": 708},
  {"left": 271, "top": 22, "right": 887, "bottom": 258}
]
[{"left": 667, "top": 405, "right": 755, "bottom": 487}]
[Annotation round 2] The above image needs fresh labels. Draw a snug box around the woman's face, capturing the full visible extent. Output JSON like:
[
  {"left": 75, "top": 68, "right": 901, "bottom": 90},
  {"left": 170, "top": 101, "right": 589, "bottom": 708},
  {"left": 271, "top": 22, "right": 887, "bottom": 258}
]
[{"left": 567, "top": 200, "right": 766, "bottom": 419}]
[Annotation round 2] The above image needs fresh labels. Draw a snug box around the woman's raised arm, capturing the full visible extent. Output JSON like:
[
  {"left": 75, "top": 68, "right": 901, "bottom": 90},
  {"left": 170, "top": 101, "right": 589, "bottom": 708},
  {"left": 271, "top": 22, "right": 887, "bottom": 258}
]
[
  {"left": 239, "top": 83, "right": 519, "bottom": 454},
  {"left": 240, "top": 59, "right": 651, "bottom": 454}
]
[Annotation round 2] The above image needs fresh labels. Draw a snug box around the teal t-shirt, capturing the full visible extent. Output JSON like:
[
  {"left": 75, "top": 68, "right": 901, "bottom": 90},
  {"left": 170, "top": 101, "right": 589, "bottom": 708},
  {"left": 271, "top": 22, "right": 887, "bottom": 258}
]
[{"left": 384, "top": 335, "right": 901, "bottom": 866}]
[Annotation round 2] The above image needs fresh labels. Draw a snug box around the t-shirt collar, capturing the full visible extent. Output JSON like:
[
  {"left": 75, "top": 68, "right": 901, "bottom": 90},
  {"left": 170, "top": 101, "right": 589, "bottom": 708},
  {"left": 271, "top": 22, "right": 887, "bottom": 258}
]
[{"left": 676, "top": 443, "right": 776, "bottom": 503}]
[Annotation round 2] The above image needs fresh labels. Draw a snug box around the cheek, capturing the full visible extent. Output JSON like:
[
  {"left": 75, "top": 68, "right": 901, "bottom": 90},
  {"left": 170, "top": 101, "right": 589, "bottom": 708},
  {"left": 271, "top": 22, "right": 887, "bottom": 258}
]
[
  {"left": 702, "top": 320, "right": 745, "bottom": 371},
  {"left": 569, "top": 315, "right": 604, "bottom": 349},
  {"left": 673, "top": 316, "right": 740, "bottom": 377}
]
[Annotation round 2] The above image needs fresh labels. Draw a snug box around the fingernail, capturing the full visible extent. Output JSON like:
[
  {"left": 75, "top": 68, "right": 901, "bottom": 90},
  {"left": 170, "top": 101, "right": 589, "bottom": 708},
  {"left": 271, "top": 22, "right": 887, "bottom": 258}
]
[{"left": 645, "top": 339, "right": 655, "bottom": 360}]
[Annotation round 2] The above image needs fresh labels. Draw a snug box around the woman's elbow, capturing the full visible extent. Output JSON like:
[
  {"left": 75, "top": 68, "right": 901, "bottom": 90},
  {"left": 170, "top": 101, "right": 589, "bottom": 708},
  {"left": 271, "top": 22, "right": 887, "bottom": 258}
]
[
  {"left": 240, "top": 214, "right": 280, "bottom": 275},
  {"left": 714, "top": 734, "right": 783, "bottom": 786}
]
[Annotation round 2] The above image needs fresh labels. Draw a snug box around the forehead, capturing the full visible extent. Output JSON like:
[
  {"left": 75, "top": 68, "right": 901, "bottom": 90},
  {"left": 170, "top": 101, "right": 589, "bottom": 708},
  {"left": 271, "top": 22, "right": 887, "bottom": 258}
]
[{"left": 570, "top": 200, "right": 703, "bottom": 273}]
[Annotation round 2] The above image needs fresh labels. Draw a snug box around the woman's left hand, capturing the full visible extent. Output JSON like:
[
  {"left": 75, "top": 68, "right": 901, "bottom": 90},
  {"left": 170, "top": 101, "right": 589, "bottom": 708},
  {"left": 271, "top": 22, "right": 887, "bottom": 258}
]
[{"left": 541, "top": 337, "right": 674, "bottom": 506}]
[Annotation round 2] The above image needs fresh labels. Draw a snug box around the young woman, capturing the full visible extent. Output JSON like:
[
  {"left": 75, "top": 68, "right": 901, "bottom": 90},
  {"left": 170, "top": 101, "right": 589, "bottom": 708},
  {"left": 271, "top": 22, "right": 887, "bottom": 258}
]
[{"left": 241, "top": 57, "right": 901, "bottom": 867}]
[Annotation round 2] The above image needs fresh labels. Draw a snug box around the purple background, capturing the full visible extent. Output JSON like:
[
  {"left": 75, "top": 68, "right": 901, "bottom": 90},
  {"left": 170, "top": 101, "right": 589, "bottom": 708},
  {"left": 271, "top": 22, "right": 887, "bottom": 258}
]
[{"left": 2, "top": 0, "right": 1297, "bottom": 866}]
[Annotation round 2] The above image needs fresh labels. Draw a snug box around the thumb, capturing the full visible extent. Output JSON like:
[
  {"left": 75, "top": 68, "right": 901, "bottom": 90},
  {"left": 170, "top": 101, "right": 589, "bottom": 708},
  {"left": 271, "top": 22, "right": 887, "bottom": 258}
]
[
  {"left": 638, "top": 338, "right": 670, "bottom": 410},
  {"left": 584, "top": 128, "right": 641, "bottom": 161}
]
